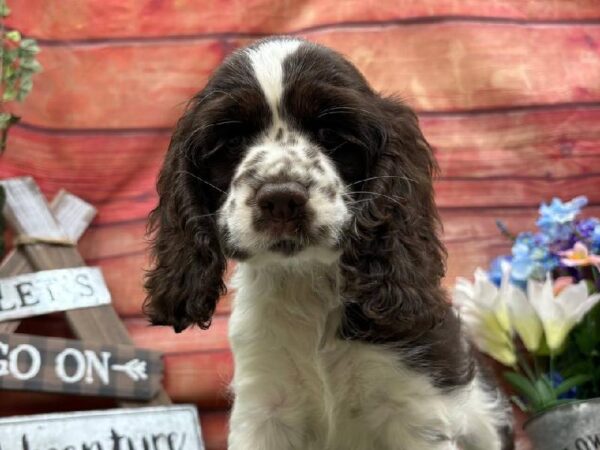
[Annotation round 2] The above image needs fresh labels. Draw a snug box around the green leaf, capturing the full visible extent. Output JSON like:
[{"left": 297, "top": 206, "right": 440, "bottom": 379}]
[
  {"left": 504, "top": 372, "right": 542, "bottom": 406},
  {"left": 19, "top": 58, "right": 42, "bottom": 72},
  {"left": 19, "top": 38, "right": 40, "bottom": 55},
  {"left": 5, "top": 30, "right": 21, "bottom": 42},
  {"left": 534, "top": 376, "right": 557, "bottom": 405},
  {"left": 560, "top": 360, "right": 593, "bottom": 379},
  {"left": 0, "top": 112, "right": 12, "bottom": 127},
  {"left": 554, "top": 374, "right": 593, "bottom": 397},
  {"left": 3, "top": 63, "right": 14, "bottom": 78},
  {"left": 2, "top": 86, "right": 17, "bottom": 101},
  {"left": 0, "top": 0, "right": 10, "bottom": 18},
  {"left": 16, "top": 79, "right": 33, "bottom": 101},
  {"left": 2, "top": 47, "right": 18, "bottom": 65}
]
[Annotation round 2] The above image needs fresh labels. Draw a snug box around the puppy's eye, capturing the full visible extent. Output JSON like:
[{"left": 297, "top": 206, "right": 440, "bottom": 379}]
[
  {"left": 225, "top": 135, "right": 245, "bottom": 149},
  {"left": 317, "top": 127, "right": 338, "bottom": 145},
  {"left": 315, "top": 127, "right": 365, "bottom": 183}
]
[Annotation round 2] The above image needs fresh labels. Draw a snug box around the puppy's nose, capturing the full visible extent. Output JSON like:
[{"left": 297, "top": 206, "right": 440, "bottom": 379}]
[{"left": 256, "top": 182, "right": 308, "bottom": 223}]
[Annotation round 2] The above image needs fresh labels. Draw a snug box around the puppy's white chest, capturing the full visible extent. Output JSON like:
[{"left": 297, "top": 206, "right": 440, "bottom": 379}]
[{"left": 228, "top": 264, "right": 428, "bottom": 448}]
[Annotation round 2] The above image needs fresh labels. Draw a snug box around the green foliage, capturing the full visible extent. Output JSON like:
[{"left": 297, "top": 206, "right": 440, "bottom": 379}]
[
  {"left": 0, "top": 0, "right": 9, "bottom": 18},
  {"left": 504, "top": 370, "right": 593, "bottom": 413},
  {"left": 0, "top": 0, "right": 42, "bottom": 152},
  {"left": 557, "top": 300, "right": 600, "bottom": 399}
]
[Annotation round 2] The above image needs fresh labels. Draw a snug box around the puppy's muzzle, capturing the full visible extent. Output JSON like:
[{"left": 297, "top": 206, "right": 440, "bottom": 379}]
[{"left": 256, "top": 181, "right": 308, "bottom": 235}]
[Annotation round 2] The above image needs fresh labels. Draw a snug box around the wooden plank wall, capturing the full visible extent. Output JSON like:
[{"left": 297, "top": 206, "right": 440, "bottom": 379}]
[{"left": 2, "top": 1, "right": 600, "bottom": 448}]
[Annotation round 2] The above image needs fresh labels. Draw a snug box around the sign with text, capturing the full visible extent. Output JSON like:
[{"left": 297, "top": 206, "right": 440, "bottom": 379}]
[
  {"left": 0, "top": 267, "right": 111, "bottom": 322},
  {"left": 0, "top": 332, "right": 162, "bottom": 400},
  {"left": 0, "top": 405, "right": 204, "bottom": 449}
]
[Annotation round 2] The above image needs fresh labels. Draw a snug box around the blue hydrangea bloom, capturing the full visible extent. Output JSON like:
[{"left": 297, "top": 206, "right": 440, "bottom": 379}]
[
  {"left": 549, "top": 372, "right": 578, "bottom": 400},
  {"left": 510, "top": 232, "right": 558, "bottom": 282},
  {"left": 511, "top": 234, "right": 534, "bottom": 282},
  {"left": 488, "top": 255, "right": 512, "bottom": 286},
  {"left": 537, "top": 196, "right": 588, "bottom": 241}
]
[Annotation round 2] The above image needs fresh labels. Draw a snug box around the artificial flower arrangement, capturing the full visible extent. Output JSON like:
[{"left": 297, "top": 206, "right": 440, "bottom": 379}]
[{"left": 452, "top": 196, "right": 600, "bottom": 414}]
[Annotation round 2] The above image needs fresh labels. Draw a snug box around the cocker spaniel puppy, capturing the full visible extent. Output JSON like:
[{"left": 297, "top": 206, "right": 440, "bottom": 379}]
[{"left": 145, "top": 37, "right": 513, "bottom": 450}]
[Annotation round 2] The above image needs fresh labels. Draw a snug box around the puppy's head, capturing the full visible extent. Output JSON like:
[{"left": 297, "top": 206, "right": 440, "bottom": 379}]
[{"left": 144, "top": 37, "right": 447, "bottom": 335}]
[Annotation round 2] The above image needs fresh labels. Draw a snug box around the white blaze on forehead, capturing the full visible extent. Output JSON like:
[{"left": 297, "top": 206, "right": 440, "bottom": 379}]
[{"left": 246, "top": 39, "right": 302, "bottom": 121}]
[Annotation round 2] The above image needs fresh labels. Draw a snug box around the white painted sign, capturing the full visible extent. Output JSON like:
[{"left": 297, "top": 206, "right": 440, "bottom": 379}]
[
  {"left": 0, "top": 405, "right": 205, "bottom": 449},
  {"left": 0, "top": 267, "right": 111, "bottom": 322},
  {"left": 0, "top": 332, "right": 162, "bottom": 399}
]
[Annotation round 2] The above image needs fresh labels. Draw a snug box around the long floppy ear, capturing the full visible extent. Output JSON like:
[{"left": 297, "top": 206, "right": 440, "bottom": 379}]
[
  {"left": 340, "top": 97, "right": 449, "bottom": 342},
  {"left": 143, "top": 105, "right": 227, "bottom": 333}
]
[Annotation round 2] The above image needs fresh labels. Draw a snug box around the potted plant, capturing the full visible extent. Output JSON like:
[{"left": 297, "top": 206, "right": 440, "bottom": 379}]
[
  {"left": 452, "top": 196, "right": 600, "bottom": 450},
  {"left": 0, "top": 0, "right": 41, "bottom": 256}
]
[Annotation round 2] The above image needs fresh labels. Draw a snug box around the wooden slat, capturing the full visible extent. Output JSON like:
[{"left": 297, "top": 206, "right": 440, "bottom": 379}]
[
  {"left": 12, "top": 24, "right": 600, "bottom": 129},
  {"left": 445, "top": 236, "right": 512, "bottom": 286},
  {"left": 0, "top": 126, "right": 143, "bottom": 204},
  {"left": 442, "top": 206, "right": 600, "bottom": 243},
  {"left": 312, "top": 24, "right": 600, "bottom": 112},
  {"left": 128, "top": 316, "right": 230, "bottom": 354},
  {"left": 90, "top": 252, "right": 233, "bottom": 317},
  {"left": 163, "top": 351, "right": 233, "bottom": 408},
  {"left": 12, "top": 42, "right": 224, "bottom": 129},
  {"left": 0, "top": 128, "right": 168, "bottom": 217},
  {"left": 435, "top": 176, "right": 600, "bottom": 208},
  {"left": 7, "top": 0, "right": 600, "bottom": 40},
  {"left": 79, "top": 221, "right": 148, "bottom": 259},
  {"left": 423, "top": 107, "right": 600, "bottom": 178},
  {"left": 200, "top": 412, "right": 228, "bottom": 450}
]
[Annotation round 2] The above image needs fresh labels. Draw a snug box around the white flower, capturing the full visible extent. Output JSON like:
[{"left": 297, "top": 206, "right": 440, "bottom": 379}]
[
  {"left": 453, "top": 268, "right": 515, "bottom": 366},
  {"left": 527, "top": 274, "right": 600, "bottom": 351},
  {"left": 500, "top": 262, "right": 543, "bottom": 352}
]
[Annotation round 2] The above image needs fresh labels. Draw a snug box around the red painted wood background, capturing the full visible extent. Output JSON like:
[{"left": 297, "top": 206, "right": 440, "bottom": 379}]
[{"left": 2, "top": 1, "right": 600, "bottom": 448}]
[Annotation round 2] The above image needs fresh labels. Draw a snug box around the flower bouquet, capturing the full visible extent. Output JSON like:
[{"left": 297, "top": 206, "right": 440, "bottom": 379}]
[{"left": 452, "top": 197, "right": 600, "bottom": 448}]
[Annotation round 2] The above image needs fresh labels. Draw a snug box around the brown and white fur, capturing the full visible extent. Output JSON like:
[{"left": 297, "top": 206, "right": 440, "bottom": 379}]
[{"left": 144, "top": 37, "right": 513, "bottom": 450}]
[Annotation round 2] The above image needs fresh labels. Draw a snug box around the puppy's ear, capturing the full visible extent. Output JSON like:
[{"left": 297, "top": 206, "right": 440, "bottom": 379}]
[
  {"left": 340, "top": 98, "right": 448, "bottom": 342},
  {"left": 144, "top": 103, "right": 226, "bottom": 333}
]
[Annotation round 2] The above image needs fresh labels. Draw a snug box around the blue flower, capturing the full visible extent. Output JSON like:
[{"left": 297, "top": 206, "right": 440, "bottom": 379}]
[
  {"left": 510, "top": 232, "right": 559, "bottom": 282},
  {"left": 573, "top": 218, "right": 600, "bottom": 253},
  {"left": 511, "top": 234, "right": 534, "bottom": 281},
  {"left": 488, "top": 255, "right": 512, "bottom": 286},
  {"left": 537, "top": 196, "right": 588, "bottom": 241},
  {"left": 576, "top": 218, "right": 600, "bottom": 240},
  {"left": 591, "top": 223, "right": 600, "bottom": 253}
]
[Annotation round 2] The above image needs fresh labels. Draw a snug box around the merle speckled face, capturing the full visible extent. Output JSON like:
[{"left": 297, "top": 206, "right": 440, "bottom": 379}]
[{"left": 184, "top": 38, "right": 384, "bottom": 262}]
